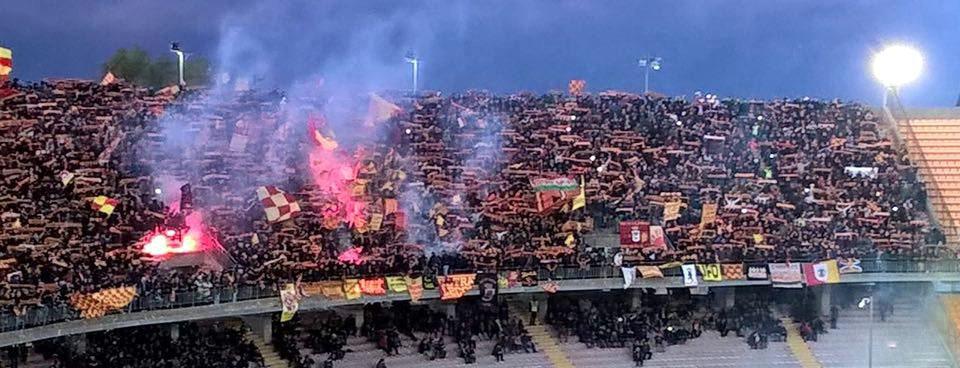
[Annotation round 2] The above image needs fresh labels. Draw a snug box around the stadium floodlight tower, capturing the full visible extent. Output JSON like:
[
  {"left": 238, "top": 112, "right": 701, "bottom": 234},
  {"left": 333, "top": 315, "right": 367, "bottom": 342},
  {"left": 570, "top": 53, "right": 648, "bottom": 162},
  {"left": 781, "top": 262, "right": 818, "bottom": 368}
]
[
  {"left": 638, "top": 56, "right": 662, "bottom": 93},
  {"left": 871, "top": 44, "right": 923, "bottom": 108},
  {"left": 170, "top": 42, "right": 186, "bottom": 87},
  {"left": 404, "top": 52, "right": 420, "bottom": 95}
]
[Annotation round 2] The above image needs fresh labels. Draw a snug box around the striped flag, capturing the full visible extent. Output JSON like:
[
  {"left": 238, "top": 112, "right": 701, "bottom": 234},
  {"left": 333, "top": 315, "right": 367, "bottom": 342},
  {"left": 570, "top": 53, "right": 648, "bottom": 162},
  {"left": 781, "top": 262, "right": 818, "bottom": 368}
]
[
  {"left": 0, "top": 47, "right": 10, "bottom": 81},
  {"left": 256, "top": 186, "right": 301, "bottom": 223},
  {"left": 89, "top": 196, "right": 118, "bottom": 216}
]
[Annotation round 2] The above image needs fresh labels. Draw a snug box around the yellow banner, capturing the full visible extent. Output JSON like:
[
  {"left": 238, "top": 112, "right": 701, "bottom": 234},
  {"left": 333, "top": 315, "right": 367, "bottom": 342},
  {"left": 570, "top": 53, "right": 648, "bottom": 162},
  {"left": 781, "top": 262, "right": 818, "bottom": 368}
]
[
  {"left": 699, "top": 203, "right": 717, "bottom": 228},
  {"left": 280, "top": 283, "right": 299, "bottom": 322},
  {"left": 343, "top": 279, "right": 362, "bottom": 300},
  {"left": 638, "top": 265, "right": 664, "bottom": 278},
  {"left": 664, "top": 201, "right": 681, "bottom": 221},
  {"left": 386, "top": 276, "right": 407, "bottom": 292},
  {"left": 406, "top": 276, "right": 423, "bottom": 302},
  {"left": 697, "top": 264, "right": 723, "bottom": 281}
]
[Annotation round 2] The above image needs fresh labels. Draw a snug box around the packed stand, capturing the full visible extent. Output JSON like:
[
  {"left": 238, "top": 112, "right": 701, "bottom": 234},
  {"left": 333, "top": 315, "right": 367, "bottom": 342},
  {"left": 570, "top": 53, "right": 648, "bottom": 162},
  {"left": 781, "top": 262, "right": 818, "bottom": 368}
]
[{"left": 0, "top": 75, "right": 953, "bottom": 320}]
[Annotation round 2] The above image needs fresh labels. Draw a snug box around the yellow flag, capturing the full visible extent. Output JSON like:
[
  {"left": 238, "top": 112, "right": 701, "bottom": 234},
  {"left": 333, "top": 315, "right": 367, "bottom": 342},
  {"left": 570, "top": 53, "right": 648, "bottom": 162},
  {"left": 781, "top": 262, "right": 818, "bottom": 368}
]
[{"left": 571, "top": 176, "right": 586, "bottom": 211}]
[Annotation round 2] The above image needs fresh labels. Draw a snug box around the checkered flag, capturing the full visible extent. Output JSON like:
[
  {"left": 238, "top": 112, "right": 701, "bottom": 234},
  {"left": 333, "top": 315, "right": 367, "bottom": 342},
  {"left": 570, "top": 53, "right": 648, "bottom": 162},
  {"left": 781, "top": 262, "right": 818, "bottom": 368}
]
[
  {"left": 722, "top": 264, "right": 745, "bottom": 280},
  {"left": 70, "top": 286, "right": 137, "bottom": 318},
  {"left": 568, "top": 79, "right": 586, "bottom": 95},
  {"left": 256, "top": 186, "right": 302, "bottom": 223}
]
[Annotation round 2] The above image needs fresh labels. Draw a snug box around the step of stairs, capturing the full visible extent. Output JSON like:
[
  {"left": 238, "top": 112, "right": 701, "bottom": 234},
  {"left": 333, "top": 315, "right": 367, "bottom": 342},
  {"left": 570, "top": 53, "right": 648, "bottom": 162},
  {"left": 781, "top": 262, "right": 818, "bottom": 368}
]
[
  {"left": 245, "top": 331, "right": 290, "bottom": 368},
  {"left": 508, "top": 302, "right": 575, "bottom": 368}
]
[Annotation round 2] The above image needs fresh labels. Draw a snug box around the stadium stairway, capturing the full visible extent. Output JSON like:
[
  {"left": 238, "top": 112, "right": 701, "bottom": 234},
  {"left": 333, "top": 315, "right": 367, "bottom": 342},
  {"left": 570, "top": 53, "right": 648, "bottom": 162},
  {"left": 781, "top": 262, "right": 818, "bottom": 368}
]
[
  {"left": 245, "top": 330, "right": 290, "bottom": 368},
  {"left": 507, "top": 302, "right": 575, "bottom": 368},
  {"left": 806, "top": 298, "right": 953, "bottom": 368},
  {"left": 898, "top": 117, "right": 960, "bottom": 244},
  {"left": 780, "top": 317, "right": 823, "bottom": 368}
]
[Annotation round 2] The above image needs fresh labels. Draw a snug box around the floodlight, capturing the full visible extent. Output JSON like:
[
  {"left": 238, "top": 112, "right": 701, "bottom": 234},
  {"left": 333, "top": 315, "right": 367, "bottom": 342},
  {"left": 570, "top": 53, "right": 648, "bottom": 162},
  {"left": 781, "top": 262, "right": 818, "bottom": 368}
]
[{"left": 871, "top": 44, "right": 923, "bottom": 87}]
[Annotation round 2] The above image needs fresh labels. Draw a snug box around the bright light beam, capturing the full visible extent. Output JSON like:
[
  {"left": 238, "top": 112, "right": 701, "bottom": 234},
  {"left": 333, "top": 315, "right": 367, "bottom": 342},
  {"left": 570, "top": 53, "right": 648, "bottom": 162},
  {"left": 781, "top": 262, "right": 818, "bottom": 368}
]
[{"left": 871, "top": 44, "right": 923, "bottom": 87}]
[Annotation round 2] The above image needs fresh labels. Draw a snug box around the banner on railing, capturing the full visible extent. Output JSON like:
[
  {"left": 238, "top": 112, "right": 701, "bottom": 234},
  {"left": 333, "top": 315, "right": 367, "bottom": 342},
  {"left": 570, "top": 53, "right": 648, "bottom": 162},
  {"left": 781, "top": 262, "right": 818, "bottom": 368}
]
[
  {"left": 804, "top": 260, "right": 840, "bottom": 286},
  {"left": 405, "top": 276, "right": 423, "bottom": 302},
  {"left": 520, "top": 271, "right": 539, "bottom": 287},
  {"left": 360, "top": 278, "right": 386, "bottom": 295},
  {"left": 638, "top": 265, "right": 664, "bottom": 278},
  {"left": 70, "top": 286, "right": 137, "bottom": 319},
  {"left": 422, "top": 274, "right": 437, "bottom": 290},
  {"left": 769, "top": 263, "right": 802, "bottom": 288},
  {"left": 619, "top": 221, "right": 649, "bottom": 249},
  {"left": 477, "top": 273, "right": 498, "bottom": 303},
  {"left": 386, "top": 277, "right": 407, "bottom": 293},
  {"left": 839, "top": 258, "right": 863, "bottom": 274},
  {"left": 722, "top": 264, "right": 744, "bottom": 280},
  {"left": 621, "top": 266, "right": 636, "bottom": 289},
  {"left": 747, "top": 265, "right": 769, "bottom": 280},
  {"left": 541, "top": 281, "right": 559, "bottom": 293},
  {"left": 697, "top": 264, "right": 723, "bottom": 281},
  {"left": 343, "top": 279, "right": 362, "bottom": 299},
  {"left": 681, "top": 264, "right": 698, "bottom": 287},
  {"left": 439, "top": 274, "right": 476, "bottom": 300},
  {"left": 318, "top": 281, "right": 345, "bottom": 299},
  {"left": 279, "top": 283, "right": 300, "bottom": 322}
]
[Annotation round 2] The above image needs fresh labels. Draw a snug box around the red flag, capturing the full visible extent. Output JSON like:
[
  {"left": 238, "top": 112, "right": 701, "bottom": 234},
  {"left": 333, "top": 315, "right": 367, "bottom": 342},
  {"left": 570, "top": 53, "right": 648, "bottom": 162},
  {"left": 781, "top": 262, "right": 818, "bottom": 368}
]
[{"left": 802, "top": 263, "right": 822, "bottom": 286}]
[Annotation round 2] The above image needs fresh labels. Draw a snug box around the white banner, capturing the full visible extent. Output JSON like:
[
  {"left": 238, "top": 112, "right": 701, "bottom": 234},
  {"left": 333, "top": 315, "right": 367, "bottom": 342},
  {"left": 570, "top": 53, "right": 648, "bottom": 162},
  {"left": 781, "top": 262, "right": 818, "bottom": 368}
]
[
  {"left": 682, "top": 264, "right": 699, "bottom": 287},
  {"left": 621, "top": 266, "right": 636, "bottom": 289}
]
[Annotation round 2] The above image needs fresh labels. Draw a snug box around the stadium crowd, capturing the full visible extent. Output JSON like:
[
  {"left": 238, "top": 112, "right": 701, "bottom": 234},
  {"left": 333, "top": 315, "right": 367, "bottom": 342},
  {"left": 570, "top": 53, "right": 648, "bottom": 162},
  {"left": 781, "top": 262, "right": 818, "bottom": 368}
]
[
  {"left": 274, "top": 301, "right": 538, "bottom": 367},
  {"left": 23, "top": 321, "right": 263, "bottom": 368},
  {"left": 548, "top": 292, "right": 785, "bottom": 366},
  {"left": 0, "top": 76, "right": 954, "bottom": 319}
]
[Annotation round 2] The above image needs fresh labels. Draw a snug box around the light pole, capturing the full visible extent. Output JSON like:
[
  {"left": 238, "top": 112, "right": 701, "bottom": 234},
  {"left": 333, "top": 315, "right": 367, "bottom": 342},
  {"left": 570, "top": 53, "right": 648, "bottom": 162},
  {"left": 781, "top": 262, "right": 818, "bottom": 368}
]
[
  {"left": 170, "top": 42, "right": 186, "bottom": 87},
  {"left": 859, "top": 297, "right": 874, "bottom": 368},
  {"left": 638, "top": 56, "right": 662, "bottom": 93},
  {"left": 404, "top": 53, "right": 419, "bottom": 95}
]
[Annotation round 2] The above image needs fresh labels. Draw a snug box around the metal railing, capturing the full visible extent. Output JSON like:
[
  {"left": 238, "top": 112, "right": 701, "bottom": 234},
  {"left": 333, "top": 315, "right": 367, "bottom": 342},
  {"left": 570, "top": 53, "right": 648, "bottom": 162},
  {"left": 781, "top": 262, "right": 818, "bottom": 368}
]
[{"left": 0, "top": 260, "right": 958, "bottom": 333}]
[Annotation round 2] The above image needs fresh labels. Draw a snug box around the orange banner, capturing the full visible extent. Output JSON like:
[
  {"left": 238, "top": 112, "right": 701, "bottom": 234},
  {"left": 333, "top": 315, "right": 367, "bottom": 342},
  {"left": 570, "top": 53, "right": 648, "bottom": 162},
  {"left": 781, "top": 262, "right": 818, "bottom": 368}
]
[
  {"left": 439, "top": 273, "right": 476, "bottom": 300},
  {"left": 320, "top": 281, "right": 345, "bottom": 299}
]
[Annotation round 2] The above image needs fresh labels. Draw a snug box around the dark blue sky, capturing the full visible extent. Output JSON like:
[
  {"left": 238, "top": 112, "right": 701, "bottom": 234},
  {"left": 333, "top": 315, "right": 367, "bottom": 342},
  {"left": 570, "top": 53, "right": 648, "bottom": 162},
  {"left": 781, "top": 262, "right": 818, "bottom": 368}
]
[{"left": 2, "top": 0, "right": 958, "bottom": 106}]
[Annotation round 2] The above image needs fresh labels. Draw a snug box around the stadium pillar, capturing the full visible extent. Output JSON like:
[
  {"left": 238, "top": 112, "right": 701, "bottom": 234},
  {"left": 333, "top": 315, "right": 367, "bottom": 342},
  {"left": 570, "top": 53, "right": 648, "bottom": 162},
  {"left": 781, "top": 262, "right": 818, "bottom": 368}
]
[
  {"left": 715, "top": 288, "right": 736, "bottom": 309},
  {"left": 818, "top": 285, "right": 832, "bottom": 315},
  {"left": 171, "top": 323, "right": 180, "bottom": 342},
  {"left": 630, "top": 289, "right": 643, "bottom": 311}
]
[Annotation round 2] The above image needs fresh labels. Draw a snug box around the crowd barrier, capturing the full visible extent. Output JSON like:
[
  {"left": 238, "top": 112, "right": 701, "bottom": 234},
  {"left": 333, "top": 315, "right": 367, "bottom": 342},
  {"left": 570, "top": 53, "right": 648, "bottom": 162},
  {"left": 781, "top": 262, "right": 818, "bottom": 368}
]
[{"left": 0, "top": 259, "right": 957, "bottom": 333}]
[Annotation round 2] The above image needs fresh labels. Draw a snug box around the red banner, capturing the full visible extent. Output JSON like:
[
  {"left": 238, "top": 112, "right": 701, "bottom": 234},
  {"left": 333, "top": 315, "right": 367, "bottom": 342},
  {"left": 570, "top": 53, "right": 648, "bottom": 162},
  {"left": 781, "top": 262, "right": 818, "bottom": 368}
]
[
  {"left": 619, "top": 221, "right": 650, "bottom": 249},
  {"left": 360, "top": 278, "right": 386, "bottom": 295}
]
